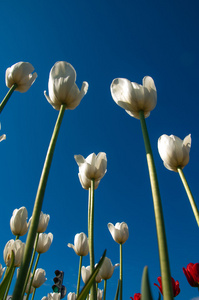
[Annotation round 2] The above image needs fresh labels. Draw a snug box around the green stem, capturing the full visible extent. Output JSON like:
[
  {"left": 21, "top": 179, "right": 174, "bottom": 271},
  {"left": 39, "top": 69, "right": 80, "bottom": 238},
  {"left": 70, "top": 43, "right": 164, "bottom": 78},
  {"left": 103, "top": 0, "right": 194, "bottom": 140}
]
[
  {"left": 12, "top": 104, "right": 66, "bottom": 300},
  {"left": 0, "top": 84, "right": 17, "bottom": 114},
  {"left": 119, "top": 244, "right": 123, "bottom": 300},
  {"left": 77, "top": 255, "right": 83, "bottom": 297},
  {"left": 22, "top": 233, "right": 39, "bottom": 298},
  {"left": 139, "top": 111, "right": 173, "bottom": 300},
  {"left": 89, "top": 179, "right": 97, "bottom": 300},
  {"left": 177, "top": 167, "right": 199, "bottom": 226},
  {"left": 3, "top": 266, "right": 16, "bottom": 300},
  {"left": 103, "top": 280, "right": 107, "bottom": 300},
  {"left": 31, "top": 287, "right": 36, "bottom": 300},
  {"left": 26, "top": 253, "right": 40, "bottom": 300}
]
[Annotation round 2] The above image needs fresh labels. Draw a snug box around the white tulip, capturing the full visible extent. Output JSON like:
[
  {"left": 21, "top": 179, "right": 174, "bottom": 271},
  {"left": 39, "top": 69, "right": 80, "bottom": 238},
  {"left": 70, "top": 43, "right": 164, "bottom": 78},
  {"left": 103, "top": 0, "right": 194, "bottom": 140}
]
[
  {"left": 81, "top": 265, "right": 91, "bottom": 283},
  {"left": 99, "top": 257, "right": 119, "bottom": 280},
  {"left": 108, "top": 222, "right": 129, "bottom": 244},
  {"left": 6, "top": 62, "right": 37, "bottom": 93},
  {"left": 0, "top": 134, "right": 6, "bottom": 142},
  {"left": 29, "top": 211, "right": 50, "bottom": 233},
  {"left": 44, "top": 61, "right": 88, "bottom": 110},
  {"left": 0, "top": 264, "right": 5, "bottom": 279},
  {"left": 158, "top": 134, "right": 191, "bottom": 172},
  {"left": 43, "top": 293, "right": 61, "bottom": 300},
  {"left": 10, "top": 206, "right": 29, "bottom": 236},
  {"left": 67, "top": 292, "right": 76, "bottom": 300},
  {"left": 111, "top": 76, "right": 157, "bottom": 119},
  {"left": 32, "top": 268, "right": 47, "bottom": 288},
  {"left": 97, "top": 288, "right": 103, "bottom": 300},
  {"left": 74, "top": 152, "right": 107, "bottom": 190},
  {"left": 4, "top": 239, "right": 25, "bottom": 267},
  {"left": 95, "top": 263, "right": 102, "bottom": 283},
  {"left": 36, "top": 232, "right": 53, "bottom": 254},
  {"left": 68, "top": 232, "right": 89, "bottom": 256}
]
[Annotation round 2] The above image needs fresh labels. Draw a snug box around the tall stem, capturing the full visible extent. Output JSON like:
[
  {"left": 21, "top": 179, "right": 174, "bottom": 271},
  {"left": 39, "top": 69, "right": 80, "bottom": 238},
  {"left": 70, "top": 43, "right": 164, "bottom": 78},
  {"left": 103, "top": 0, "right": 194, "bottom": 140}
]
[
  {"left": 139, "top": 111, "right": 173, "bottom": 300},
  {"left": 26, "top": 253, "right": 40, "bottom": 300},
  {"left": 119, "top": 244, "right": 123, "bottom": 300},
  {"left": 12, "top": 104, "right": 66, "bottom": 300},
  {"left": 77, "top": 255, "right": 83, "bottom": 297},
  {"left": 89, "top": 179, "right": 97, "bottom": 300},
  {"left": 177, "top": 167, "right": 199, "bottom": 226},
  {"left": 0, "top": 84, "right": 17, "bottom": 114},
  {"left": 31, "top": 288, "right": 36, "bottom": 300},
  {"left": 103, "top": 280, "right": 107, "bottom": 300}
]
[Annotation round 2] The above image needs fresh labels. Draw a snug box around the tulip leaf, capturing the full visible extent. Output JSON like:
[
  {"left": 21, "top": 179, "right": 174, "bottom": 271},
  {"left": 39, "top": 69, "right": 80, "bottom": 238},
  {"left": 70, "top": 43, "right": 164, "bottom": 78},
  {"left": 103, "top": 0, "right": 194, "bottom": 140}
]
[
  {"left": 141, "top": 266, "right": 154, "bottom": 300},
  {"left": 114, "top": 279, "right": 120, "bottom": 300},
  {"left": 77, "top": 250, "right": 106, "bottom": 300},
  {"left": 0, "top": 251, "right": 15, "bottom": 299}
]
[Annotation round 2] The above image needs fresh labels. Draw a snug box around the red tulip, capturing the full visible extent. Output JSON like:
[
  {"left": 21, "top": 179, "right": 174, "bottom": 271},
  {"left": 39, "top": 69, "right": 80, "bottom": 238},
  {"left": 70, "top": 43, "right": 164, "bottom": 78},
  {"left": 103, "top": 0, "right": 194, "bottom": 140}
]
[
  {"left": 183, "top": 263, "right": 199, "bottom": 287},
  {"left": 130, "top": 293, "right": 141, "bottom": 300},
  {"left": 154, "top": 276, "right": 180, "bottom": 297}
]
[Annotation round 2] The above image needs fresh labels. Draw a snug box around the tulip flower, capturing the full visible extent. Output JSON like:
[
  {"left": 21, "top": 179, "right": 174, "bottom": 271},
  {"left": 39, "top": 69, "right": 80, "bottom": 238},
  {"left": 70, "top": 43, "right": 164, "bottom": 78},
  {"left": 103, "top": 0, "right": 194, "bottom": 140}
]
[
  {"left": 81, "top": 265, "right": 91, "bottom": 283},
  {"left": 108, "top": 222, "right": 129, "bottom": 244},
  {"left": 99, "top": 257, "right": 119, "bottom": 280},
  {"left": 154, "top": 276, "right": 180, "bottom": 297},
  {"left": 0, "top": 134, "right": 6, "bottom": 142},
  {"left": 42, "top": 293, "right": 61, "bottom": 300},
  {"left": 0, "top": 264, "right": 5, "bottom": 279},
  {"left": 130, "top": 293, "right": 141, "bottom": 300},
  {"left": 29, "top": 211, "right": 50, "bottom": 233},
  {"left": 6, "top": 62, "right": 37, "bottom": 93},
  {"left": 10, "top": 206, "right": 29, "bottom": 237},
  {"left": 158, "top": 134, "right": 191, "bottom": 172},
  {"left": 36, "top": 232, "right": 53, "bottom": 254},
  {"left": 67, "top": 292, "right": 76, "bottom": 300},
  {"left": 32, "top": 268, "right": 47, "bottom": 288},
  {"left": 97, "top": 288, "right": 103, "bottom": 300},
  {"left": 183, "top": 263, "right": 199, "bottom": 287},
  {"left": 68, "top": 232, "right": 89, "bottom": 256},
  {"left": 110, "top": 76, "right": 157, "bottom": 119},
  {"left": 74, "top": 152, "right": 107, "bottom": 190},
  {"left": 95, "top": 263, "right": 102, "bottom": 283},
  {"left": 3, "top": 239, "right": 25, "bottom": 267},
  {"left": 44, "top": 61, "right": 88, "bottom": 110}
]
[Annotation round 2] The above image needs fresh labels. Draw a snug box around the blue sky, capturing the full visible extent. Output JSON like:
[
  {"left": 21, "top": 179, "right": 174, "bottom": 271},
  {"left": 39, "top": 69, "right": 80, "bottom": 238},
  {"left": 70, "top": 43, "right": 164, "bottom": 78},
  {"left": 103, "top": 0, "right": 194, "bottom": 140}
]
[{"left": 0, "top": 0, "right": 199, "bottom": 299}]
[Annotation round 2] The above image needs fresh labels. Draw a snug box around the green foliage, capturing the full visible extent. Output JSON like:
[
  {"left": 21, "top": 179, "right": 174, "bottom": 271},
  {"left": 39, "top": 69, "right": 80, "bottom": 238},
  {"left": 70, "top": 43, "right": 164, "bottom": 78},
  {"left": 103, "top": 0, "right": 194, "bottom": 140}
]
[
  {"left": 141, "top": 266, "right": 154, "bottom": 300},
  {"left": 0, "top": 251, "right": 15, "bottom": 300},
  {"left": 114, "top": 280, "right": 120, "bottom": 300},
  {"left": 77, "top": 250, "right": 106, "bottom": 300}
]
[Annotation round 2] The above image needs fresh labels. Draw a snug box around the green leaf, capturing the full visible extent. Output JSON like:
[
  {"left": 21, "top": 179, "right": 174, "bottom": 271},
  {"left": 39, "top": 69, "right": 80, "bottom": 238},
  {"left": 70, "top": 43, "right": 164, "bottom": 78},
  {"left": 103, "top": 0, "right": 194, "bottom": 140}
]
[
  {"left": 77, "top": 250, "right": 106, "bottom": 300},
  {"left": 0, "top": 251, "right": 15, "bottom": 300},
  {"left": 141, "top": 266, "right": 153, "bottom": 300},
  {"left": 114, "top": 280, "right": 120, "bottom": 300}
]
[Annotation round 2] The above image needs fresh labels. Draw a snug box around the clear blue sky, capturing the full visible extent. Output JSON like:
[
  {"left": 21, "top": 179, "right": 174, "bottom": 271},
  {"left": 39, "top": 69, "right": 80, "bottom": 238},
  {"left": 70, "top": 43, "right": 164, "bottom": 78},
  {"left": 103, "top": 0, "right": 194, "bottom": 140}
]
[{"left": 0, "top": 0, "right": 199, "bottom": 299}]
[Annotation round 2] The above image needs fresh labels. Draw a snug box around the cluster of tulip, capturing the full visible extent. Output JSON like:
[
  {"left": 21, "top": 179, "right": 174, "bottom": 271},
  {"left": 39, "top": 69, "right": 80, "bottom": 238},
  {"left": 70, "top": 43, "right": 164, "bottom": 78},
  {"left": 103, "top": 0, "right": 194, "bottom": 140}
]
[{"left": 0, "top": 60, "right": 198, "bottom": 300}]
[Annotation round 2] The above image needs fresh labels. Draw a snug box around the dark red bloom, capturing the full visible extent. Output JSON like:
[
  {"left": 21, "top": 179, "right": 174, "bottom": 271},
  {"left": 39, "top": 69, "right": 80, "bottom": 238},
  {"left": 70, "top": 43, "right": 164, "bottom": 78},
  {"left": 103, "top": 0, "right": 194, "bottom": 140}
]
[
  {"left": 183, "top": 263, "right": 199, "bottom": 287},
  {"left": 130, "top": 293, "right": 141, "bottom": 300},
  {"left": 154, "top": 276, "right": 180, "bottom": 297}
]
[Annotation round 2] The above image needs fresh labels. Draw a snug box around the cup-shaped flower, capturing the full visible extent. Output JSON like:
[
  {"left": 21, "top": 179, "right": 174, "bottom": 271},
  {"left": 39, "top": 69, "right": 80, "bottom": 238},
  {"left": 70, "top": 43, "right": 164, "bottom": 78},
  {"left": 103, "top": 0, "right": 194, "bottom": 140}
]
[
  {"left": 29, "top": 211, "right": 50, "bottom": 233},
  {"left": 81, "top": 266, "right": 91, "bottom": 283},
  {"left": 99, "top": 257, "right": 119, "bottom": 280},
  {"left": 130, "top": 293, "right": 141, "bottom": 300},
  {"left": 0, "top": 264, "right": 5, "bottom": 279},
  {"left": 97, "top": 288, "right": 103, "bottom": 300},
  {"left": 158, "top": 134, "right": 191, "bottom": 172},
  {"left": 6, "top": 62, "right": 37, "bottom": 93},
  {"left": 154, "top": 276, "right": 180, "bottom": 297},
  {"left": 108, "top": 222, "right": 129, "bottom": 244},
  {"left": 44, "top": 293, "right": 61, "bottom": 300},
  {"left": 67, "top": 292, "right": 76, "bottom": 300},
  {"left": 32, "top": 268, "right": 47, "bottom": 288},
  {"left": 111, "top": 76, "right": 157, "bottom": 119},
  {"left": 74, "top": 152, "right": 107, "bottom": 190},
  {"left": 68, "top": 232, "right": 89, "bottom": 256},
  {"left": 95, "top": 264, "right": 102, "bottom": 283},
  {"left": 10, "top": 206, "right": 29, "bottom": 236},
  {"left": 36, "top": 232, "right": 53, "bottom": 254},
  {"left": 3, "top": 239, "right": 25, "bottom": 267},
  {"left": 44, "top": 61, "right": 88, "bottom": 110},
  {"left": 183, "top": 263, "right": 199, "bottom": 287}
]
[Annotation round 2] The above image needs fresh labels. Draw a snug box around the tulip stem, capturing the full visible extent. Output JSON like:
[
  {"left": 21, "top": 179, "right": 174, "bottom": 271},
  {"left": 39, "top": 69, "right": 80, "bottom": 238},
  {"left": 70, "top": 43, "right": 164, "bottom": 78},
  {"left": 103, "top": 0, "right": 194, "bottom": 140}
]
[
  {"left": 119, "top": 244, "right": 123, "bottom": 300},
  {"left": 139, "top": 110, "right": 173, "bottom": 300},
  {"left": 103, "top": 280, "right": 107, "bottom": 300},
  {"left": 0, "top": 84, "right": 17, "bottom": 114},
  {"left": 177, "top": 167, "right": 199, "bottom": 227},
  {"left": 77, "top": 255, "right": 83, "bottom": 297},
  {"left": 26, "top": 253, "right": 40, "bottom": 300},
  {"left": 88, "top": 179, "right": 97, "bottom": 300},
  {"left": 3, "top": 266, "right": 16, "bottom": 300},
  {"left": 31, "top": 287, "right": 36, "bottom": 300},
  {"left": 12, "top": 104, "right": 66, "bottom": 300},
  {"left": 22, "top": 232, "right": 39, "bottom": 298}
]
